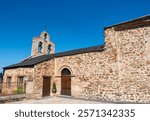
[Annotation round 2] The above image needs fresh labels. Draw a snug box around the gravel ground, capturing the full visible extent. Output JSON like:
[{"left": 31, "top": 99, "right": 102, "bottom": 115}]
[{"left": 9, "top": 96, "right": 107, "bottom": 104}]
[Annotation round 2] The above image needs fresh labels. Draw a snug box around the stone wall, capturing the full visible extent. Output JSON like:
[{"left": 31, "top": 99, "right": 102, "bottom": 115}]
[
  {"left": 54, "top": 47, "right": 119, "bottom": 101},
  {"left": 53, "top": 26, "right": 150, "bottom": 103},
  {"left": 33, "top": 59, "right": 55, "bottom": 98},
  {"left": 105, "top": 26, "right": 150, "bottom": 103},
  {"left": 3, "top": 22, "right": 150, "bottom": 103},
  {"left": 31, "top": 44, "right": 119, "bottom": 101},
  {"left": 2, "top": 68, "right": 34, "bottom": 95}
]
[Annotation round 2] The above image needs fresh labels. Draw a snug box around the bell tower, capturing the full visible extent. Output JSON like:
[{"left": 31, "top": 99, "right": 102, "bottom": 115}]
[{"left": 31, "top": 31, "right": 55, "bottom": 57}]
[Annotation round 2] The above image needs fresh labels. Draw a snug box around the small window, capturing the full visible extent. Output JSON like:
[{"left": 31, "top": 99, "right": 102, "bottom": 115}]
[
  {"left": 38, "top": 42, "right": 42, "bottom": 53},
  {"left": 44, "top": 33, "right": 47, "bottom": 42},
  {"left": 6, "top": 77, "right": 12, "bottom": 88},
  {"left": 17, "top": 76, "right": 24, "bottom": 88},
  {"left": 47, "top": 44, "right": 51, "bottom": 55}
]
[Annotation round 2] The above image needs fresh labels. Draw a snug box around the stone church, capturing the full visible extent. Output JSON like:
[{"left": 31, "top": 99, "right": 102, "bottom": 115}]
[{"left": 2, "top": 15, "right": 150, "bottom": 103}]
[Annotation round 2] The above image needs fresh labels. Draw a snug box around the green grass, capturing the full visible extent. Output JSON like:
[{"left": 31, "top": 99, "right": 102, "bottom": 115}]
[{"left": 14, "top": 87, "right": 24, "bottom": 95}]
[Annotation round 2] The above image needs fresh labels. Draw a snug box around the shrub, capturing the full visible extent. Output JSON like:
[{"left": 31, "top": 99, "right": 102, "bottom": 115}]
[
  {"left": 14, "top": 87, "right": 24, "bottom": 95},
  {"left": 52, "top": 82, "right": 57, "bottom": 93}
]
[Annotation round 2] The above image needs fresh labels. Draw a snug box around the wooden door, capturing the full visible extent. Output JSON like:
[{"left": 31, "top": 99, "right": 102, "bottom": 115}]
[
  {"left": 61, "top": 76, "right": 71, "bottom": 96},
  {"left": 42, "top": 77, "right": 51, "bottom": 97}
]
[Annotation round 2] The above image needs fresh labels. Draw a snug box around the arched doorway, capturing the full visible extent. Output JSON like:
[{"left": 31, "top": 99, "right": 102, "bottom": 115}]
[{"left": 61, "top": 68, "right": 71, "bottom": 96}]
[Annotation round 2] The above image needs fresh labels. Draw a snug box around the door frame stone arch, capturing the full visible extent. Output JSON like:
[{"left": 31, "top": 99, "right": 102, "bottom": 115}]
[
  {"left": 59, "top": 66, "right": 73, "bottom": 96},
  {"left": 58, "top": 65, "right": 74, "bottom": 76}
]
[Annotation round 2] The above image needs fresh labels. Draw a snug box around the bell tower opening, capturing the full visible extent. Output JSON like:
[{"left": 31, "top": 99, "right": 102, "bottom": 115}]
[
  {"left": 44, "top": 33, "right": 47, "bottom": 42},
  {"left": 31, "top": 31, "right": 55, "bottom": 57},
  {"left": 38, "top": 42, "right": 42, "bottom": 53},
  {"left": 47, "top": 44, "right": 51, "bottom": 55}
]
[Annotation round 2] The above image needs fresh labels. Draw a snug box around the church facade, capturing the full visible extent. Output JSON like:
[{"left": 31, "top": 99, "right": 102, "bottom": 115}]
[{"left": 2, "top": 15, "right": 150, "bottom": 103}]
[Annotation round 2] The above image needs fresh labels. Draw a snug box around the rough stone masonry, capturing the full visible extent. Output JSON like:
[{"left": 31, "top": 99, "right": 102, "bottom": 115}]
[{"left": 2, "top": 15, "right": 150, "bottom": 103}]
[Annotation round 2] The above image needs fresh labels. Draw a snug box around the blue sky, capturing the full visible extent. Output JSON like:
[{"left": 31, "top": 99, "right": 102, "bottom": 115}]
[{"left": 0, "top": 0, "right": 150, "bottom": 72}]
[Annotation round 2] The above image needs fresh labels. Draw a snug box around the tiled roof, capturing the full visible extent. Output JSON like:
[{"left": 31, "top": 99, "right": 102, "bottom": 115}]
[
  {"left": 4, "top": 45, "right": 104, "bottom": 69},
  {"left": 104, "top": 15, "right": 150, "bottom": 30}
]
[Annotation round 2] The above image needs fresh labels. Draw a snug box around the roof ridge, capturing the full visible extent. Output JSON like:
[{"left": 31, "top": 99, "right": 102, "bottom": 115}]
[
  {"left": 54, "top": 45, "right": 104, "bottom": 54},
  {"left": 105, "top": 14, "right": 150, "bottom": 29},
  {"left": 3, "top": 45, "right": 104, "bottom": 69}
]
